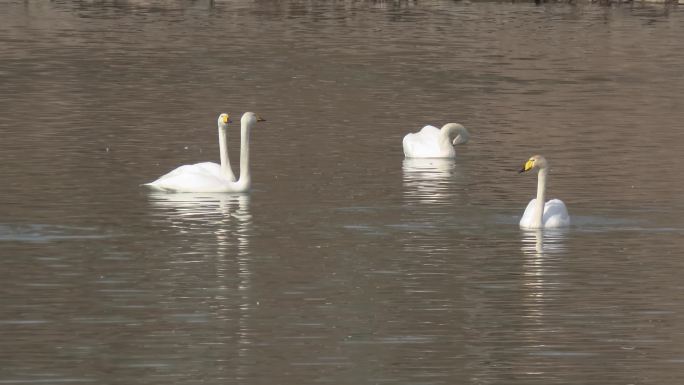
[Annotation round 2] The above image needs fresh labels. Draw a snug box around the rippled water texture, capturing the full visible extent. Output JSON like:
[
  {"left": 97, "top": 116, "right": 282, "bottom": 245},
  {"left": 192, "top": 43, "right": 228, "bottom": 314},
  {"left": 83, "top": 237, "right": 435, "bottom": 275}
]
[{"left": 1, "top": 0, "right": 684, "bottom": 384}]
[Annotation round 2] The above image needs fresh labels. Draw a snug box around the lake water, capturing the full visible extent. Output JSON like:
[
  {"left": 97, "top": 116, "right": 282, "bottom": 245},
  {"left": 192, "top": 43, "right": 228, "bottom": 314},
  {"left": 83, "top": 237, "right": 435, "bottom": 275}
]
[{"left": 1, "top": 0, "right": 684, "bottom": 384}]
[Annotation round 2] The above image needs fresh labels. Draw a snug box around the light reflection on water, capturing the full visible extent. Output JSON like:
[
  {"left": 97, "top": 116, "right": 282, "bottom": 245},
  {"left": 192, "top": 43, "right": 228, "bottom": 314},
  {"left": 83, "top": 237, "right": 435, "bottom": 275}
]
[
  {"left": 148, "top": 192, "right": 251, "bottom": 250},
  {"left": 520, "top": 229, "right": 567, "bottom": 256},
  {"left": 0, "top": 224, "right": 110, "bottom": 243},
  {"left": 520, "top": 229, "right": 567, "bottom": 327},
  {"left": 148, "top": 192, "right": 256, "bottom": 382},
  {"left": 402, "top": 158, "right": 461, "bottom": 205}
]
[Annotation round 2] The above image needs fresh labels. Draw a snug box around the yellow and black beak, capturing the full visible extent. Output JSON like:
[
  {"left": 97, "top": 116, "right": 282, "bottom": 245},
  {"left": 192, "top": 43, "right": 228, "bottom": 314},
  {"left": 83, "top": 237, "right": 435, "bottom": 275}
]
[
  {"left": 222, "top": 115, "right": 231, "bottom": 124},
  {"left": 518, "top": 159, "right": 535, "bottom": 174},
  {"left": 257, "top": 115, "right": 266, "bottom": 122}
]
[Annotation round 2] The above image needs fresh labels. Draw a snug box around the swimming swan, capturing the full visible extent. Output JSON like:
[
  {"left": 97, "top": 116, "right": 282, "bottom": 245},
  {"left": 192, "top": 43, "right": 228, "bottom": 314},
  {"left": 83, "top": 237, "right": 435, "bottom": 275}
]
[
  {"left": 518, "top": 155, "right": 570, "bottom": 229},
  {"left": 402, "top": 123, "right": 469, "bottom": 158},
  {"left": 145, "top": 112, "right": 265, "bottom": 193}
]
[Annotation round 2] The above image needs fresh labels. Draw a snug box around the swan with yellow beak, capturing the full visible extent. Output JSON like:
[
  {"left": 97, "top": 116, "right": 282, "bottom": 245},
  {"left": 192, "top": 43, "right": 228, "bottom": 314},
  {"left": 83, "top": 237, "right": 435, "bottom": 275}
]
[{"left": 518, "top": 155, "right": 570, "bottom": 229}]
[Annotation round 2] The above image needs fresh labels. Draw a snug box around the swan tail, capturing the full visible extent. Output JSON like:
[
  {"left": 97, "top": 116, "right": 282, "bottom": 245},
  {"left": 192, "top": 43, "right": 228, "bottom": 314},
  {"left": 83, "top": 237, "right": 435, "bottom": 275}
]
[
  {"left": 142, "top": 181, "right": 173, "bottom": 192},
  {"left": 402, "top": 134, "right": 414, "bottom": 157}
]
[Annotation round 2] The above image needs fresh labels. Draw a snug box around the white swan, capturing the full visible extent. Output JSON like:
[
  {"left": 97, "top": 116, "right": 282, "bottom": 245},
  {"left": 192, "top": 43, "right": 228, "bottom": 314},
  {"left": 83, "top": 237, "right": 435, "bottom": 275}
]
[
  {"left": 145, "top": 112, "right": 265, "bottom": 193},
  {"left": 145, "top": 113, "right": 234, "bottom": 187},
  {"left": 518, "top": 155, "right": 570, "bottom": 229},
  {"left": 402, "top": 123, "right": 469, "bottom": 158}
]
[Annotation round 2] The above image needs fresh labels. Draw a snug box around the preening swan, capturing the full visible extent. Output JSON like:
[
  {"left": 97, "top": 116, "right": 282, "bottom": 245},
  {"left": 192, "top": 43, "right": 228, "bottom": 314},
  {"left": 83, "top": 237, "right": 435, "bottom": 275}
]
[
  {"left": 403, "top": 123, "right": 469, "bottom": 158},
  {"left": 518, "top": 155, "right": 570, "bottom": 229},
  {"left": 145, "top": 112, "right": 265, "bottom": 193}
]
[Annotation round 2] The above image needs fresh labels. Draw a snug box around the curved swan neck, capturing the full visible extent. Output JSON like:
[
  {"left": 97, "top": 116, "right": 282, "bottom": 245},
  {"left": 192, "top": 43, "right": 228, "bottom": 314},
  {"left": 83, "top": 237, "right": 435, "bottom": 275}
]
[
  {"left": 441, "top": 123, "right": 469, "bottom": 145},
  {"left": 218, "top": 126, "right": 235, "bottom": 180},
  {"left": 237, "top": 119, "right": 252, "bottom": 187},
  {"left": 533, "top": 168, "right": 548, "bottom": 228}
]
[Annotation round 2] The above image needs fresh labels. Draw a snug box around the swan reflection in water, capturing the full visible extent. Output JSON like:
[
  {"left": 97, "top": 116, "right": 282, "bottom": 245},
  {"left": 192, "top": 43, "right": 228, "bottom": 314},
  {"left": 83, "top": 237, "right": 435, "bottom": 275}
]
[
  {"left": 148, "top": 192, "right": 253, "bottom": 377},
  {"left": 520, "top": 229, "right": 568, "bottom": 327},
  {"left": 148, "top": 192, "right": 252, "bottom": 292},
  {"left": 402, "top": 158, "right": 461, "bottom": 204},
  {"left": 148, "top": 192, "right": 251, "bottom": 250},
  {"left": 521, "top": 229, "right": 567, "bottom": 256}
]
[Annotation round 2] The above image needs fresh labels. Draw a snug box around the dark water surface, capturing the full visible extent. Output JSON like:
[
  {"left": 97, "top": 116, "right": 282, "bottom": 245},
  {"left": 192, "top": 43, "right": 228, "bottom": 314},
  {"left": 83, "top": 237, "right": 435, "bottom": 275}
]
[{"left": 1, "top": 0, "right": 684, "bottom": 384}]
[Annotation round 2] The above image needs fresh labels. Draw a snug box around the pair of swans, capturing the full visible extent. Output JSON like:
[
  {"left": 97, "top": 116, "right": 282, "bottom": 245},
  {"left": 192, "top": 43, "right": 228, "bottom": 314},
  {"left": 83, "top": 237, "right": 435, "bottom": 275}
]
[
  {"left": 145, "top": 112, "right": 265, "bottom": 193},
  {"left": 403, "top": 123, "right": 569, "bottom": 229}
]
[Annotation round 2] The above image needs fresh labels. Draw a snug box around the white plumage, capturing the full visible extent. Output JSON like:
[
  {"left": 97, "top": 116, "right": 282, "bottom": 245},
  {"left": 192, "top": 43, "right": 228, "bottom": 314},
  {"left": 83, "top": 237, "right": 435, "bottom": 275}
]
[
  {"left": 519, "top": 198, "right": 570, "bottom": 229},
  {"left": 518, "top": 155, "right": 570, "bottom": 229},
  {"left": 145, "top": 112, "right": 264, "bottom": 193},
  {"left": 403, "top": 123, "right": 469, "bottom": 158}
]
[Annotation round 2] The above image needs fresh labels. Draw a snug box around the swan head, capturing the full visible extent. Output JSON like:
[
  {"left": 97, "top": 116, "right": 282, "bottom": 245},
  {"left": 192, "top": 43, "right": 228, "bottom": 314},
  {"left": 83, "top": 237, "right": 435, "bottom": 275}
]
[
  {"left": 519, "top": 155, "right": 548, "bottom": 173},
  {"left": 217, "top": 113, "right": 231, "bottom": 129},
  {"left": 444, "top": 123, "right": 469, "bottom": 145},
  {"left": 241, "top": 112, "right": 266, "bottom": 126}
]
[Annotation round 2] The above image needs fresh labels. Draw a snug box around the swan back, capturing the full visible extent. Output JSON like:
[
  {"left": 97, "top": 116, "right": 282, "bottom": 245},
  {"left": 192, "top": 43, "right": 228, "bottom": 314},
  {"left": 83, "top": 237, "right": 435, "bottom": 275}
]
[
  {"left": 403, "top": 125, "right": 456, "bottom": 158},
  {"left": 145, "top": 162, "right": 232, "bottom": 192},
  {"left": 519, "top": 198, "right": 570, "bottom": 228},
  {"left": 542, "top": 199, "right": 570, "bottom": 228}
]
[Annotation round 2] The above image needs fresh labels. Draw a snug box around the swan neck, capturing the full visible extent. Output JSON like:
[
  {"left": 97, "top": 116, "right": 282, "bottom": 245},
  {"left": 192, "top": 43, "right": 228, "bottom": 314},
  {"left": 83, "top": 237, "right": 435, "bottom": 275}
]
[
  {"left": 218, "top": 126, "right": 233, "bottom": 177},
  {"left": 442, "top": 124, "right": 469, "bottom": 145},
  {"left": 533, "top": 168, "right": 548, "bottom": 228},
  {"left": 238, "top": 121, "right": 251, "bottom": 186}
]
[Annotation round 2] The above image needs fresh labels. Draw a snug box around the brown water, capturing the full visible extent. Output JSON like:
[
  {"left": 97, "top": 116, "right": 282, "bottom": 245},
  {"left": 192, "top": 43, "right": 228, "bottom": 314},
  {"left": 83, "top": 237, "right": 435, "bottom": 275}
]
[{"left": 1, "top": 0, "right": 684, "bottom": 384}]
